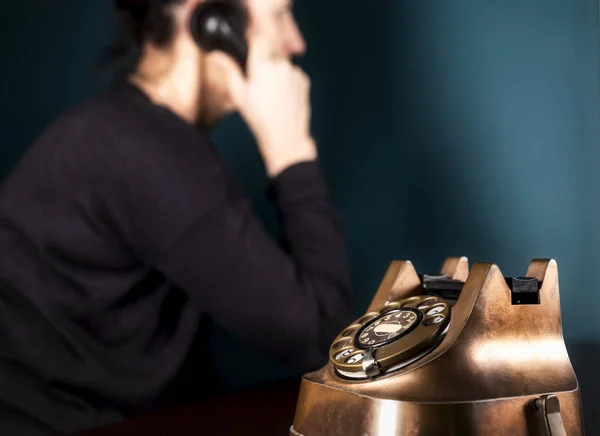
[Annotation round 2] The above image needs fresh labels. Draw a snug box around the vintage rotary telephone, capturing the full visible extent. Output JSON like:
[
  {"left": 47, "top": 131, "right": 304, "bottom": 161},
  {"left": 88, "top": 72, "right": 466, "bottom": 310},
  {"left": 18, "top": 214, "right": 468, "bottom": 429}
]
[
  {"left": 291, "top": 257, "right": 585, "bottom": 435},
  {"left": 190, "top": 0, "right": 249, "bottom": 71}
]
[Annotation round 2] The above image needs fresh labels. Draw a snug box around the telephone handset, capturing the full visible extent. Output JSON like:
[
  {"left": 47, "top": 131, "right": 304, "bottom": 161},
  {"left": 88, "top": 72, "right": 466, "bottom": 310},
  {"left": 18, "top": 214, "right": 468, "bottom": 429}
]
[
  {"left": 330, "top": 292, "right": 451, "bottom": 379},
  {"left": 190, "top": 0, "right": 249, "bottom": 72}
]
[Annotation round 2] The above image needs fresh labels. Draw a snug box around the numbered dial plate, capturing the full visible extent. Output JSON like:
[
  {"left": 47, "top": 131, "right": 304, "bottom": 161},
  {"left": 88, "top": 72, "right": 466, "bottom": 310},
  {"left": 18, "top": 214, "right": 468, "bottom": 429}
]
[{"left": 355, "top": 309, "right": 420, "bottom": 349}]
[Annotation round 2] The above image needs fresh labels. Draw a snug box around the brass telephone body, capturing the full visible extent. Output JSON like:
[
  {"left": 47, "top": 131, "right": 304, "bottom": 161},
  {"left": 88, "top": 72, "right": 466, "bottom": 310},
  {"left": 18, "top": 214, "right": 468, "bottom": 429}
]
[{"left": 290, "top": 258, "right": 584, "bottom": 436}]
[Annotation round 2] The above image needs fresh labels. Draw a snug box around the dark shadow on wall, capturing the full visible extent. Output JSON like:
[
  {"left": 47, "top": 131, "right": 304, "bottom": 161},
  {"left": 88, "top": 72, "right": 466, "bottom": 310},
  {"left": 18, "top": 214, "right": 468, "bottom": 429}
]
[
  {"left": 319, "top": 1, "right": 505, "bottom": 312},
  {"left": 566, "top": 340, "right": 599, "bottom": 434}
]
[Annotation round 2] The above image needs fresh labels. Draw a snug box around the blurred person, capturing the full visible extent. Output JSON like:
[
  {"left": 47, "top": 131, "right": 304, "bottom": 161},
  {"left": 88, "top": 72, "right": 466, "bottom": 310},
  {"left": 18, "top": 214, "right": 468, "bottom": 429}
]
[{"left": 0, "top": 0, "right": 353, "bottom": 434}]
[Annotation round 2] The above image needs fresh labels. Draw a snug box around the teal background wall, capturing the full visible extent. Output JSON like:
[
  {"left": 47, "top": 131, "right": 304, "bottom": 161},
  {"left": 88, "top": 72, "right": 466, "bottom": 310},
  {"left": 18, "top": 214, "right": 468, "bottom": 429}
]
[{"left": 1, "top": 0, "right": 599, "bottom": 432}]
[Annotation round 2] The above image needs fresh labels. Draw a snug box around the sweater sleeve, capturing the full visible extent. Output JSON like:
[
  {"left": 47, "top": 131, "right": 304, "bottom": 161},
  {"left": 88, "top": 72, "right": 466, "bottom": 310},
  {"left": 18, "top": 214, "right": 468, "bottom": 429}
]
[{"left": 154, "top": 160, "right": 353, "bottom": 371}]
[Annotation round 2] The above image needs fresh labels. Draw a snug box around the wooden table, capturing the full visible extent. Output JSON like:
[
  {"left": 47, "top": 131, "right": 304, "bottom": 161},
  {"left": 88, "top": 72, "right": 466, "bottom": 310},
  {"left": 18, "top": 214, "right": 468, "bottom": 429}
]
[{"left": 78, "top": 378, "right": 301, "bottom": 436}]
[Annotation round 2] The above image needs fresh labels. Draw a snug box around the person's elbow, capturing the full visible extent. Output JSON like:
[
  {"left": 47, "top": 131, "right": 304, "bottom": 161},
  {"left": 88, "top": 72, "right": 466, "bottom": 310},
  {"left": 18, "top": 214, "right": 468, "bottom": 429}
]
[{"left": 287, "top": 281, "right": 354, "bottom": 373}]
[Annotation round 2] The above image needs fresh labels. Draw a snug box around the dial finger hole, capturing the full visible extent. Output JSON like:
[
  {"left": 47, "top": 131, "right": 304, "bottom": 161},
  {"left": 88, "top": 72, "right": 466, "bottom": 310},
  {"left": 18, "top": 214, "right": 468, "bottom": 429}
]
[
  {"left": 417, "top": 297, "right": 438, "bottom": 310},
  {"left": 340, "top": 324, "right": 362, "bottom": 337},
  {"left": 401, "top": 297, "right": 423, "bottom": 308},
  {"left": 380, "top": 302, "right": 402, "bottom": 313},
  {"left": 331, "top": 338, "right": 352, "bottom": 351},
  {"left": 358, "top": 312, "right": 380, "bottom": 325},
  {"left": 345, "top": 351, "right": 364, "bottom": 365},
  {"left": 423, "top": 315, "right": 445, "bottom": 326},
  {"left": 335, "top": 348, "right": 355, "bottom": 361},
  {"left": 425, "top": 304, "right": 446, "bottom": 316}
]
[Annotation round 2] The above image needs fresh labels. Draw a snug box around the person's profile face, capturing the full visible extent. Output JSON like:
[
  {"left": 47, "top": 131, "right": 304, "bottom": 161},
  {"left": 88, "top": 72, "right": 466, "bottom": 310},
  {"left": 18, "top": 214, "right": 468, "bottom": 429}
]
[{"left": 246, "top": 0, "right": 306, "bottom": 60}]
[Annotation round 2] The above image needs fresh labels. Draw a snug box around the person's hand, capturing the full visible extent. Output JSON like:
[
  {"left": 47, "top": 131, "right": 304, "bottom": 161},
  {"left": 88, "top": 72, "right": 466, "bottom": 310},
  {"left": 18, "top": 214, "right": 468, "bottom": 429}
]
[{"left": 210, "top": 36, "right": 317, "bottom": 177}]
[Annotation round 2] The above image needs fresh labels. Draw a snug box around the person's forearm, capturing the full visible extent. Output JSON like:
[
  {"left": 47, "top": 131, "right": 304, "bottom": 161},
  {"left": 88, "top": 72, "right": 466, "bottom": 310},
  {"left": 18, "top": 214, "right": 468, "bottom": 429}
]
[
  {"left": 269, "top": 161, "right": 354, "bottom": 358},
  {"left": 151, "top": 160, "right": 354, "bottom": 372}
]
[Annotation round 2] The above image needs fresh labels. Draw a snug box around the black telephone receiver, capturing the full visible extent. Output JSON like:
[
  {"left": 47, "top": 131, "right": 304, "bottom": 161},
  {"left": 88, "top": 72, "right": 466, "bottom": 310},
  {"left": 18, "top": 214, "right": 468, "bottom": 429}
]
[{"left": 189, "top": 0, "right": 249, "bottom": 72}]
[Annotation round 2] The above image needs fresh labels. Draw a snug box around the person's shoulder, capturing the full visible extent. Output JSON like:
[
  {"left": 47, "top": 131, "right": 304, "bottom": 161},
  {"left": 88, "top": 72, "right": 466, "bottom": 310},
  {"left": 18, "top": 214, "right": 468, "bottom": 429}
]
[
  {"left": 44, "top": 84, "right": 149, "bottom": 138},
  {"left": 38, "top": 81, "right": 215, "bottom": 167},
  {"left": 29, "top": 83, "right": 141, "bottom": 153},
  {"left": 0, "top": 87, "right": 133, "bottom": 198}
]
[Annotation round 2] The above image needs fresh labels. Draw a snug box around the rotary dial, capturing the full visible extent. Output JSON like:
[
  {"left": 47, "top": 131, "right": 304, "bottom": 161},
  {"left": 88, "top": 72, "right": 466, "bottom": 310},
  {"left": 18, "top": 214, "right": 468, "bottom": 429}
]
[{"left": 329, "top": 294, "right": 451, "bottom": 379}]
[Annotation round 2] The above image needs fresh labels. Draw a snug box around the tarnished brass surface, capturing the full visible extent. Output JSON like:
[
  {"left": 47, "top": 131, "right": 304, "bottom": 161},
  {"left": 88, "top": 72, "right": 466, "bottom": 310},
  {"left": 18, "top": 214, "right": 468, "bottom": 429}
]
[
  {"left": 291, "top": 388, "right": 582, "bottom": 436},
  {"left": 440, "top": 256, "right": 470, "bottom": 281},
  {"left": 367, "top": 261, "right": 422, "bottom": 312},
  {"left": 291, "top": 258, "right": 584, "bottom": 436}
]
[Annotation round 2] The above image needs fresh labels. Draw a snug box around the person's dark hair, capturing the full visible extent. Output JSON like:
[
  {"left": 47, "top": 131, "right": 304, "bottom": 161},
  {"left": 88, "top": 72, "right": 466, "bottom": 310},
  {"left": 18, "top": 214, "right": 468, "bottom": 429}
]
[
  {"left": 115, "top": 0, "right": 184, "bottom": 48},
  {"left": 101, "top": 0, "right": 183, "bottom": 77}
]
